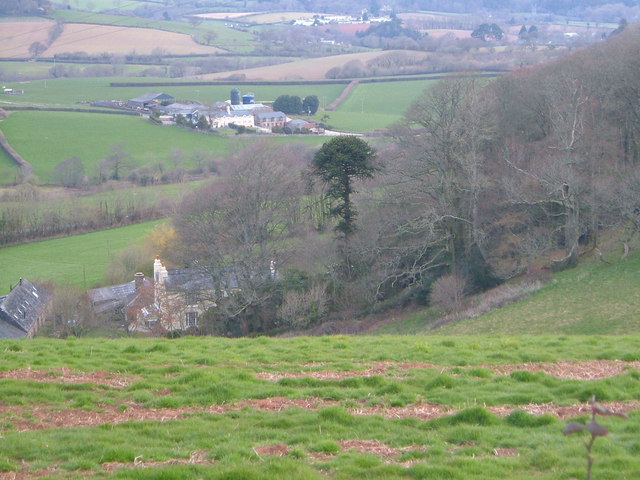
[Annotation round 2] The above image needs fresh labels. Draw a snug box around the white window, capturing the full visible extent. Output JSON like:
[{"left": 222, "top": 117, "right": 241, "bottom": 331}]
[{"left": 186, "top": 311, "right": 199, "bottom": 328}]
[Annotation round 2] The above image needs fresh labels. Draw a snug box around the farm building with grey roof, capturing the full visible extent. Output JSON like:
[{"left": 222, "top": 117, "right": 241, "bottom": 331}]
[{"left": 0, "top": 278, "right": 52, "bottom": 338}]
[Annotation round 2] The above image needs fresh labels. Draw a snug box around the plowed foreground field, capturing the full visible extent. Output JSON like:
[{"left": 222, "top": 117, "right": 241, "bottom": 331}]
[{"left": 1, "top": 335, "right": 639, "bottom": 479}]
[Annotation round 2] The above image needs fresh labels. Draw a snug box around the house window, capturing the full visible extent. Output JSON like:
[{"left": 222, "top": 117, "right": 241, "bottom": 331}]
[{"left": 186, "top": 311, "right": 199, "bottom": 328}]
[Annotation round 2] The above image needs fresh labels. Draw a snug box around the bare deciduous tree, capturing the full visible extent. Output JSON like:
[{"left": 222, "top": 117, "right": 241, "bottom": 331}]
[
  {"left": 174, "top": 141, "right": 306, "bottom": 333},
  {"left": 383, "top": 77, "right": 497, "bottom": 292}
]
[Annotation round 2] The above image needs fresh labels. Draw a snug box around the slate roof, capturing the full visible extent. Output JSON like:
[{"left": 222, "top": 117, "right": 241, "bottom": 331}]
[
  {"left": 255, "top": 111, "right": 286, "bottom": 120},
  {"left": 0, "top": 279, "right": 51, "bottom": 338},
  {"left": 87, "top": 279, "right": 151, "bottom": 314},
  {"left": 286, "top": 118, "right": 315, "bottom": 129},
  {"left": 129, "top": 92, "right": 174, "bottom": 104},
  {"left": 164, "top": 268, "right": 238, "bottom": 291},
  {"left": 161, "top": 102, "right": 204, "bottom": 116}
]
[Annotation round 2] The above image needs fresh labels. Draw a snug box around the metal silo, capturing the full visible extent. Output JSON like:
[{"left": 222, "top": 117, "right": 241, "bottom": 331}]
[
  {"left": 242, "top": 92, "right": 255, "bottom": 104},
  {"left": 230, "top": 88, "right": 241, "bottom": 105}
]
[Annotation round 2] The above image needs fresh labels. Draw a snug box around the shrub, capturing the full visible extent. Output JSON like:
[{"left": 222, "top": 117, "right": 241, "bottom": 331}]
[{"left": 430, "top": 273, "right": 467, "bottom": 314}]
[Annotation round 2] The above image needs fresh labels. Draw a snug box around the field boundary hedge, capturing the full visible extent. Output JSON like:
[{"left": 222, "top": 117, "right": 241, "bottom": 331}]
[
  {"left": 109, "top": 70, "right": 506, "bottom": 88},
  {"left": 2, "top": 106, "right": 138, "bottom": 115},
  {"left": 0, "top": 128, "right": 32, "bottom": 179}
]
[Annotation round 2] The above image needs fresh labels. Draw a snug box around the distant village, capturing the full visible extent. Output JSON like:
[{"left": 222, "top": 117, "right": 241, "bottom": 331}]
[{"left": 93, "top": 89, "right": 325, "bottom": 135}]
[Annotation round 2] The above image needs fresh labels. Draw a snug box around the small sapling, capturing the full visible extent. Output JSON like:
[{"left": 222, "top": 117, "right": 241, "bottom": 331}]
[{"left": 563, "top": 395, "right": 628, "bottom": 480}]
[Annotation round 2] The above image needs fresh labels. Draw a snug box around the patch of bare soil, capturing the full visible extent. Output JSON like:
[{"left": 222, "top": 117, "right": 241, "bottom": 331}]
[
  {"left": 482, "top": 360, "right": 640, "bottom": 380},
  {"left": 256, "top": 360, "right": 640, "bottom": 382},
  {"left": 102, "top": 450, "right": 213, "bottom": 472},
  {"left": 255, "top": 362, "right": 397, "bottom": 381},
  {"left": 0, "top": 465, "right": 62, "bottom": 480},
  {"left": 271, "top": 439, "right": 426, "bottom": 466},
  {"left": 6, "top": 397, "right": 635, "bottom": 433},
  {"left": 493, "top": 448, "right": 519, "bottom": 457},
  {"left": 339, "top": 439, "right": 426, "bottom": 459},
  {"left": 0, "top": 368, "right": 140, "bottom": 387},
  {"left": 254, "top": 443, "right": 289, "bottom": 457},
  {"left": 234, "top": 397, "right": 337, "bottom": 411},
  {"left": 0, "top": 398, "right": 337, "bottom": 431},
  {"left": 351, "top": 402, "right": 453, "bottom": 420},
  {"left": 487, "top": 400, "right": 640, "bottom": 419}
]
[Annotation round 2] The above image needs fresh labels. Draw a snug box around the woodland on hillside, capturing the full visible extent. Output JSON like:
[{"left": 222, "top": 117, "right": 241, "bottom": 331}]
[{"left": 143, "top": 25, "right": 640, "bottom": 337}]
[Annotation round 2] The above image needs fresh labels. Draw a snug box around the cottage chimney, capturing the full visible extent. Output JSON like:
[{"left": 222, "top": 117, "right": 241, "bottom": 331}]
[{"left": 134, "top": 272, "right": 144, "bottom": 291}]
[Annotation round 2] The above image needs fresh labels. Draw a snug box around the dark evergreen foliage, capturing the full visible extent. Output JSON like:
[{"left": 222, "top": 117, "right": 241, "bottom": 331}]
[
  {"left": 311, "top": 136, "right": 378, "bottom": 238},
  {"left": 273, "top": 95, "right": 303, "bottom": 114}
]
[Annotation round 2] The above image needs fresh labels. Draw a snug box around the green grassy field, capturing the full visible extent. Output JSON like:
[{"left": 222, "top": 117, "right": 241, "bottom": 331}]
[
  {"left": 0, "top": 147, "right": 20, "bottom": 180},
  {"left": 0, "top": 219, "right": 163, "bottom": 293},
  {"left": 1, "top": 111, "right": 231, "bottom": 180},
  {"left": 435, "top": 251, "right": 640, "bottom": 335},
  {"left": 0, "top": 334, "right": 638, "bottom": 479},
  {"left": 328, "top": 79, "right": 436, "bottom": 132},
  {"left": 372, "top": 249, "right": 640, "bottom": 337},
  {"left": 0, "top": 77, "right": 346, "bottom": 109},
  {"left": 0, "top": 60, "right": 155, "bottom": 78},
  {"left": 0, "top": 110, "right": 331, "bottom": 182}
]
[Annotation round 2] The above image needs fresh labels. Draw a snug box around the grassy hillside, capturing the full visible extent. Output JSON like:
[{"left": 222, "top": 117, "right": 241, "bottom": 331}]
[
  {"left": 0, "top": 334, "right": 638, "bottom": 479},
  {"left": 1, "top": 111, "right": 228, "bottom": 181},
  {"left": 327, "top": 79, "right": 437, "bottom": 131},
  {"left": 436, "top": 250, "right": 640, "bottom": 335},
  {"left": 374, "top": 249, "right": 640, "bottom": 336},
  {"left": 0, "top": 148, "right": 20, "bottom": 180},
  {"left": 0, "top": 219, "right": 163, "bottom": 293}
]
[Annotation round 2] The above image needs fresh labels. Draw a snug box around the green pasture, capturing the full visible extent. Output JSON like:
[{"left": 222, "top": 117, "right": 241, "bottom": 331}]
[
  {"left": 324, "top": 111, "right": 403, "bottom": 132},
  {"left": 436, "top": 250, "right": 640, "bottom": 336},
  {"left": 0, "top": 335, "right": 639, "bottom": 479},
  {"left": 341, "top": 80, "right": 436, "bottom": 117},
  {"left": 0, "top": 110, "right": 332, "bottom": 182},
  {"left": 327, "top": 79, "right": 437, "bottom": 132},
  {"left": 1, "top": 111, "right": 231, "bottom": 181},
  {"left": 0, "top": 219, "right": 163, "bottom": 293},
  {"left": 373, "top": 249, "right": 640, "bottom": 337},
  {"left": 0, "top": 148, "right": 19, "bottom": 181},
  {"left": 0, "top": 60, "right": 155, "bottom": 79},
  {"left": 0, "top": 76, "right": 346, "bottom": 109}
]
